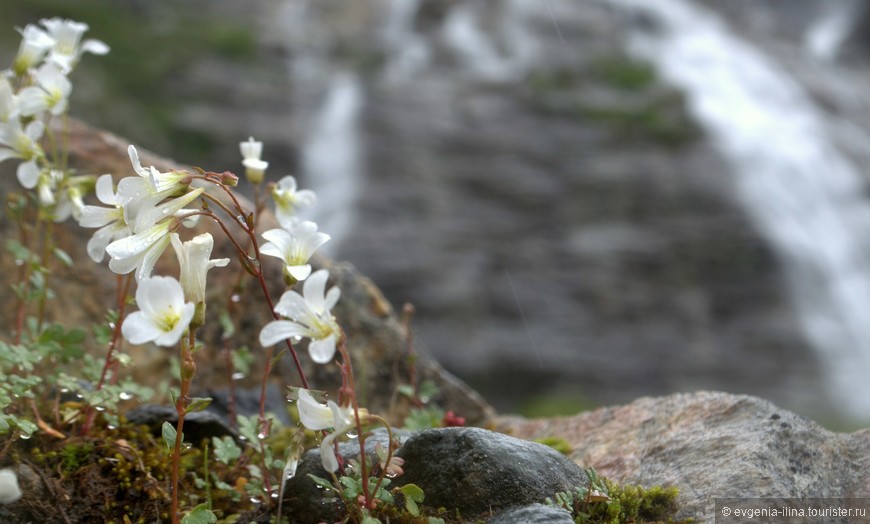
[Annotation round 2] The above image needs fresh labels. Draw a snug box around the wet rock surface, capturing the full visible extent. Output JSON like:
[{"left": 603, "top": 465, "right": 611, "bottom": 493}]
[
  {"left": 497, "top": 391, "right": 870, "bottom": 521},
  {"left": 486, "top": 504, "right": 575, "bottom": 524},
  {"left": 283, "top": 426, "right": 588, "bottom": 523},
  {"left": 394, "top": 427, "right": 589, "bottom": 518}
]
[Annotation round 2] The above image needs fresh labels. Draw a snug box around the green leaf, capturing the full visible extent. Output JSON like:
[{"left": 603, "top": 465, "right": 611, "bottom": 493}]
[
  {"left": 218, "top": 310, "right": 235, "bottom": 339},
  {"left": 395, "top": 384, "right": 415, "bottom": 399},
  {"left": 181, "top": 503, "right": 217, "bottom": 524},
  {"left": 360, "top": 517, "right": 381, "bottom": 524},
  {"left": 403, "top": 406, "right": 444, "bottom": 431},
  {"left": 14, "top": 417, "right": 38, "bottom": 438},
  {"left": 417, "top": 380, "right": 439, "bottom": 402},
  {"left": 236, "top": 414, "right": 261, "bottom": 446},
  {"left": 399, "top": 483, "right": 425, "bottom": 516},
  {"left": 186, "top": 397, "right": 213, "bottom": 414},
  {"left": 168, "top": 387, "right": 179, "bottom": 407},
  {"left": 212, "top": 436, "right": 242, "bottom": 465},
  {"left": 52, "top": 247, "right": 73, "bottom": 267},
  {"left": 162, "top": 421, "right": 179, "bottom": 451},
  {"left": 308, "top": 474, "right": 335, "bottom": 492}
]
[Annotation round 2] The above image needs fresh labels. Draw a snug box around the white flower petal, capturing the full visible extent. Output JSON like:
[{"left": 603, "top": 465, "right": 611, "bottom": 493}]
[
  {"left": 0, "top": 468, "right": 22, "bottom": 504},
  {"left": 324, "top": 287, "right": 341, "bottom": 311},
  {"left": 287, "top": 264, "right": 312, "bottom": 281},
  {"left": 273, "top": 290, "right": 310, "bottom": 322},
  {"left": 81, "top": 38, "right": 109, "bottom": 55},
  {"left": 320, "top": 436, "right": 340, "bottom": 472},
  {"left": 136, "top": 276, "right": 184, "bottom": 318},
  {"left": 303, "top": 270, "right": 330, "bottom": 313},
  {"left": 308, "top": 334, "right": 337, "bottom": 364},
  {"left": 259, "top": 319, "right": 308, "bottom": 347},
  {"left": 121, "top": 311, "right": 163, "bottom": 345},
  {"left": 17, "top": 160, "right": 39, "bottom": 189},
  {"left": 94, "top": 173, "right": 116, "bottom": 204},
  {"left": 296, "top": 389, "right": 334, "bottom": 430},
  {"left": 78, "top": 205, "right": 119, "bottom": 228}
]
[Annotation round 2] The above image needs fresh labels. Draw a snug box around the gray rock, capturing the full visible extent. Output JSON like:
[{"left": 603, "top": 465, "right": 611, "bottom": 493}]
[
  {"left": 394, "top": 427, "right": 588, "bottom": 518},
  {"left": 125, "top": 404, "right": 240, "bottom": 445},
  {"left": 487, "top": 504, "right": 575, "bottom": 524},
  {"left": 281, "top": 428, "right": 413, "bottom": 524},
  {"left": 497, "top": 391, "right": 870, "bottom": 522}
]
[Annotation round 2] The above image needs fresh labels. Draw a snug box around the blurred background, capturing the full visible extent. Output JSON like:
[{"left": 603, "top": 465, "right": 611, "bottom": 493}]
[{"left": 4, "top": 0, "right": 870, "bottom": 428}]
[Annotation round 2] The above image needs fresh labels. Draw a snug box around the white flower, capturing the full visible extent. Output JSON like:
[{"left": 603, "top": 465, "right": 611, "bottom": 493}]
[
  {"left": 296, "top": 388, "right": 355, "bottom": 472},
  {"left": 78, "top": 174, "right": 138, "bottom": 262},
  {"left": 53, "top": 179, "right": 85, "bottom": 223},
  {"left": 40, "top": 18, "right": 109, "bottom": 73},
  {"left": 259, "top": 269, "right": 341, "bottom": 364},
  {"left": 35, "top": 168, "right": 65, "bottom": 207},
  {"left": 104, "top": 187, "right": 204, "bottom": 281},
  {"left": 0, "top": 468, "right": 21, "bottom": 504},
  {"left": 240, "top": 136, "right": 268, "bottom": 184},
  {"left": 17, "top": 63, "right": 72, "bottom": 116},
  {"left": 128, "top": 145, "right": 190, "bottom": 194},
  {"left": 260, "top": 221, "right": 330, "bottom": 283},
  {"left": 122, "top": 276, "right": 195, "bottom": 347},
  {"left": 170, "top": 232, "right": 230, "bottom": 304},
  {"left": 0, "top": 118, "right": 44, "bottom": 189},
  {"left": 12, "top": 24, "right": 53, "bottom": 75},
  {"left": 271, "top": 175, "right": 316, "bottom": 228}
]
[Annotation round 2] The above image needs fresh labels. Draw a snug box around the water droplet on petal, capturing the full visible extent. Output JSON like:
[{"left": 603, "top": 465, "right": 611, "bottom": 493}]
[
  {"left": 230, "top": 294, "right": 241, "bottom": 303},
  {"left": 94, "top": 406, "right": 106, "bottom": 412},
  {"left": 231, "top": 372, "right": 245, "bottom": 381},
  {"left": 119, "top": 391, "right": 134, "bottom": 400}
]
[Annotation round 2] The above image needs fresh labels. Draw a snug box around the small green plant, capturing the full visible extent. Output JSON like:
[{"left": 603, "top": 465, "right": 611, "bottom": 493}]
[{"left": 545, "top": 468, "right": 684, "bottom": 523}]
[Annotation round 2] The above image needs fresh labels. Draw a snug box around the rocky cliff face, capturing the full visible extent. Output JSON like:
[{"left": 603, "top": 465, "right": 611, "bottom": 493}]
[{"left": 5, "top": 0, "right": 869, "bottom": 423}]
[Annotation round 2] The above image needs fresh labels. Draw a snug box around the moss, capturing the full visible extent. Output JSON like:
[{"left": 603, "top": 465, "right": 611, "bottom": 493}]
[
  {"left": 518, "top": 394, "right": 597, "bottom": 418},
  {"left": 58, "top": 441, "right": 94, "bottom": 475},
  {"left": 591, "top": 57, "right": 657, "bottom": 91},
  {"left": 575, "top": 92, "right": 701, "bottom": 147},
  {"left": 545, "top": 468, "right": 686, "bottom": 523},
  {"left": 533, "top": 436, "right": 573, "bottom": 455}
]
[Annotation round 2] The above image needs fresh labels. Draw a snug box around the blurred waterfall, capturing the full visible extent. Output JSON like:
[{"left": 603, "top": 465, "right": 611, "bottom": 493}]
[
  {"left": 300, "top": 73, "right": 363, "bottom": 256},
  {"left": 608, "top": 0, "right": 870, "bottom": 417}
]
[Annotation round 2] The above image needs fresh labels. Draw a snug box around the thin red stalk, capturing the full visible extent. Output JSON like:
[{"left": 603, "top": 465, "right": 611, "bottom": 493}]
[
  {"left": 80, "top": 273, "right": 133, "bottom": 435},
  {"left": 170, "top": 329, "right": 196, "bottom": 524},
  {"left": 338, "top": 339, "right": 372, "bottom": 508}
]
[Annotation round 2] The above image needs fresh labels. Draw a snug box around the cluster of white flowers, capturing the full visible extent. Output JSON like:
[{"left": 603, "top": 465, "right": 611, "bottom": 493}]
[
  {"left": 79, "top": 145, "right": 211, "bottom": 346},
  {"left": 244, "top": 138, "right": 350, "bottom": 472},
  {"left": 0, "top": 18, "right": 108, "bottom": 222},
  {"left": 4, "top": 17, "right": 349, "bottom": 473}
]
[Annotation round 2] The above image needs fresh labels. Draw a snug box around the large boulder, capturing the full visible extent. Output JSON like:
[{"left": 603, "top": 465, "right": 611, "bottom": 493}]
[
  {"left": 497, "top": 391, "right": 870, "bottom": 521},
  {"left": 394, "top": 427, "right": 589, "bottom": 518}
]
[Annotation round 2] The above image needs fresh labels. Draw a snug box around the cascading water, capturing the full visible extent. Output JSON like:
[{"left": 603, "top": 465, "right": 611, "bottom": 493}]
[
  {"left": 607, "top": 0, "right": 870, "bottom": 417},
  {"left": 299, "top": 73, "right": 363, "bottom": 256}
]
